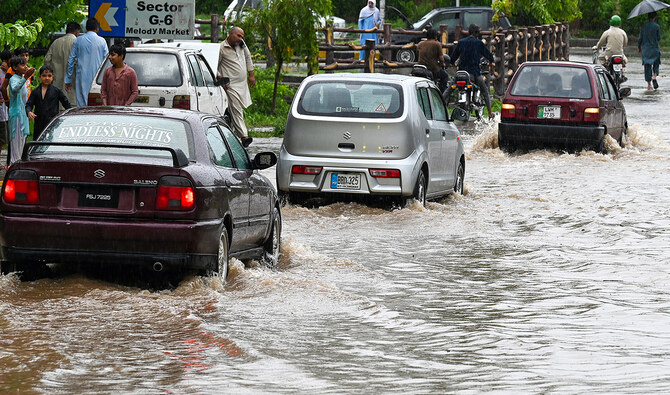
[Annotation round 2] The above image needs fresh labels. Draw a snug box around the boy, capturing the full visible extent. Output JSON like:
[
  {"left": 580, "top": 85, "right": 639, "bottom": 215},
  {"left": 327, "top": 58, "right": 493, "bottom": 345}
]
[
  {"left": 0, "top": 50, "right": 11, "bottom": 166},
  {"left": 101, "top": 44, "right": 138, "bottom": 106},
  {"left": 8, "top": 56, "right": 34, "bottom": 166},
  {"left": 1, "top": 48, "right": 32, "bottom": 104},
  {"left": 26, "top": 65, "right": 71, "bottom": 140}
]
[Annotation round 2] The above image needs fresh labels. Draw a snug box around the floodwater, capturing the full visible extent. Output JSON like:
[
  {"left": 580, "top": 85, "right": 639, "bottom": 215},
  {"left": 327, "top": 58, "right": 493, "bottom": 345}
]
[{"left": 2, "top": 51, "right": 670, "bottom": 393}]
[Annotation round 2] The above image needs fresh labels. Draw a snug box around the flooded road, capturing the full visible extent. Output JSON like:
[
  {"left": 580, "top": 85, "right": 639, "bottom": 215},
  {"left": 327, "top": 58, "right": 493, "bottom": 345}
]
[{"left": 2, "top": 51, "right": 670, "bottom": 392}]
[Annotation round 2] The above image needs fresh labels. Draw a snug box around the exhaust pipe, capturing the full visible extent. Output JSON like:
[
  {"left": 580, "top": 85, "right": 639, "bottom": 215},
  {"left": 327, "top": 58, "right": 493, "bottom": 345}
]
[{"left": 152, "top": 262, "right": 164, "bottom": 272}]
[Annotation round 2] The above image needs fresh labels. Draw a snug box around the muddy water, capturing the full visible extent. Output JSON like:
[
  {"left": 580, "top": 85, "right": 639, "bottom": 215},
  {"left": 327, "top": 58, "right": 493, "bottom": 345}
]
[{"left": 2, "top": 52, "right": 670, "bottom": 393}]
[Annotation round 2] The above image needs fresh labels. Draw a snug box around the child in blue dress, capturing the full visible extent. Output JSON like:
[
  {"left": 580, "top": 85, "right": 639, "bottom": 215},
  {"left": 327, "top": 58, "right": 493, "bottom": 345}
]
[{"left": 8, "top": 56, "right": 34, "bottom": 166}]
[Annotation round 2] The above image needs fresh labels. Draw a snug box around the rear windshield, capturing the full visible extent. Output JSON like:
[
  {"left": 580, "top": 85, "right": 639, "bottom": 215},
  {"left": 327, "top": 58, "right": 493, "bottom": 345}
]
[
  {"left": 30, "top": 114, "right": 193, "bottom": 162},
  {"left": 510, "top": 65, "right": 592, "bottom": 99},
  {"left": 96, "top": 52, "right": 183, "bottom": 87},
  {"left": 297, "top": 81, "right": 403, "bottom": 118}
]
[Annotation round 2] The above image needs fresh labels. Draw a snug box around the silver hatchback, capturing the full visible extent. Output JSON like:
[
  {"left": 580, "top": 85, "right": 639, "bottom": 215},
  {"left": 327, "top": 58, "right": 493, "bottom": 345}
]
[{"left": 276, "top": 73, "right": 465, "bottom": 206}]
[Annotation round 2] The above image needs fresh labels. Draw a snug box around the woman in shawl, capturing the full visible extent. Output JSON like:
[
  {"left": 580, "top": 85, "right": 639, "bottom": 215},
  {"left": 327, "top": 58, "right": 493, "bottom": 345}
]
[
  {"left": 358, "top": 0, "right": 382, "bottom": 61},
  {"left": 638, "top": 11, "right": 661, "bottom": 90}
]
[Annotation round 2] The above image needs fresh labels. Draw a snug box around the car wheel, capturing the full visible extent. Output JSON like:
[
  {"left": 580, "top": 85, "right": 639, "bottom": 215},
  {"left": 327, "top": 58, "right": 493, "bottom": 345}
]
[
  {"left": 593, "top": 137, "right": 605, "bottom": 154},
  {"left": 498, "top": 135, "right": 515, "bottom": 153},
  {"left": 413, "top": 171, "right": 427, "bottom": 206},
  {"left": 454, "top": 161, "right": 465, "bottom": 194},
  {"left": 396, "top": 48, "right": 415, "bottom": 63},
  {"left": 262, "top": 207, "right": 282, "bottom": 268},
  {"left": 215, "top": 227, "right": 230, "bottom": 282},
  {"left": 278, "top": 190, "right": 290, "bottom": 206}
]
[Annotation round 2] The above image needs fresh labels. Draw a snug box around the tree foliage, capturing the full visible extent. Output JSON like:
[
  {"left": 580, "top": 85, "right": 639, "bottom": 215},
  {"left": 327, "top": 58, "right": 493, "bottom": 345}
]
[
  {"left": 244, "top": 0, "right": 333, "bottom": 113},
  {"left": 492, "top": 0, "right": 581, "bottom": 25},
  {"left": 0, "top": 0, "right": 85, "bottom": 48},
  {"left": 1, "top": 19, "right": 44, "bottom": 50}
]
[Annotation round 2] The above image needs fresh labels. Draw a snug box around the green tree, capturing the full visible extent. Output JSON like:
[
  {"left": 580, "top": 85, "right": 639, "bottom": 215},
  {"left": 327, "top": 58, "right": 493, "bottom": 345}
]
[
  {"left": 1, "top": 19, "right": 44, "bottom": 50},
  {"left": 0, "top": 0, "right": 85, "bottom": 48},
  {"left": 244, "top": 0, "right": 332, "bottom": 113},
  {"left": 492, "top": 0, "right": 582, "bottom": 24}
]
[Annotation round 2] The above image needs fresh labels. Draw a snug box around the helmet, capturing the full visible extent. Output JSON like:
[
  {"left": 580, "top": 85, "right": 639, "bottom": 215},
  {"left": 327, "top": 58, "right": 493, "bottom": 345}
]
[{"left": 610, "top": 15, "right": 621, "bottom": 26}]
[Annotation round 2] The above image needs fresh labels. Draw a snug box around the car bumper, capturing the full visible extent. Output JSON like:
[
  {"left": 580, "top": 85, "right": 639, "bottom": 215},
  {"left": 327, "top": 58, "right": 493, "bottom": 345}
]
[
  {"left": 0, "top": 214, "right": 221, "bottom": 270},
  {"left": 498, "top": 122, "right": 605, "bottom": 147},
  {"left": 276, "top": 146, "right": 421, "bottom": 197}
]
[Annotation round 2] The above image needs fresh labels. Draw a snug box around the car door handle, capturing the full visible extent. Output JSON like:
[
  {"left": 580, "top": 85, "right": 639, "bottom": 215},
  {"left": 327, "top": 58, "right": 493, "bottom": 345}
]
[{"left": 442, "top": 130, "right": 446, "bottom": 137}]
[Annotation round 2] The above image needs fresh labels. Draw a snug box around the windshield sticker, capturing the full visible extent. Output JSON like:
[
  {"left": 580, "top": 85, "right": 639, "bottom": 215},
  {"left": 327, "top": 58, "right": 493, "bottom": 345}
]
[
  {"left": 50, "top": 121, "right": 174, "bottom": 145},
  {"left": 375, "top": 103, "right": 388, "bottom": 112},
  {"left": 336, "top": 107, "right": 359, "bottom": 113}
]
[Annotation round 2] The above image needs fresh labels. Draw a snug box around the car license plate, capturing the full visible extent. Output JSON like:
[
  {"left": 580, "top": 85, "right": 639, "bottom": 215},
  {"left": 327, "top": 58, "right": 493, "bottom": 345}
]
[
  {"left": 613, "top": 64, "right": 622, "bottom": 72},
  {"left": 134, "top": 96, "right": 150, "bottom": 104},
  {"left": 538, "top": 105, "right": 561, "bottom": 119},
  {"left": 78, "top": 186, "right": 119, "bottom": 208},
  {"left": 331, "top": 173, "right": 361, "bottom": 190}
]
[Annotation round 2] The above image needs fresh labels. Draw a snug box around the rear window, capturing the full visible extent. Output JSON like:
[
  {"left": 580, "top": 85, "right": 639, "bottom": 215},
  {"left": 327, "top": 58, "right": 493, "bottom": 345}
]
[
  {"left": 96, "top": 52, "right": 183, "bottom": 87},
  {"left": 297, "top": 81, "right": 403, "bottom": 118},
  {"left": 30, "top": 114, "right": 193, "bottom": 162},
  {"left": 510, "top": 65, "right": 592, "bottom": 99}
]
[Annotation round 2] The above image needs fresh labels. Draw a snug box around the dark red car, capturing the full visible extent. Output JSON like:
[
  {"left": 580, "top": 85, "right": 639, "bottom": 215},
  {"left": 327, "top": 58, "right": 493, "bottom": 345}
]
[
  {"left": 0, "top": 107, "right": 281, "bottom": 281},
  {"left": 499, "top": 61, "right": 630, "bottom": 153}
]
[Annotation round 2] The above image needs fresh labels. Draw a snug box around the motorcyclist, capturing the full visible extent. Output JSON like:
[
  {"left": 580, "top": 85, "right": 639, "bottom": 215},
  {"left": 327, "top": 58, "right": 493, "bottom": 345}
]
[
  {"left": 450, "top": 24, "right": 494, "bottom": 119},
  {"left": 417, "top": 29, "right": 449, "bottom": 91},
  {"left": 593, "top": 15, "right": 628, "bottom": 67}
]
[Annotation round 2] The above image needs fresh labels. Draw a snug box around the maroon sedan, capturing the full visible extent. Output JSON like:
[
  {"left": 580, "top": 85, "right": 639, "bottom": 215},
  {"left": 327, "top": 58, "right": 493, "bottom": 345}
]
[
  {"left": 0, "top": 107, "right": 281, "bottom": 281},
  {"left": 499, "top": 61, "right": 631, "bottom": 153}
]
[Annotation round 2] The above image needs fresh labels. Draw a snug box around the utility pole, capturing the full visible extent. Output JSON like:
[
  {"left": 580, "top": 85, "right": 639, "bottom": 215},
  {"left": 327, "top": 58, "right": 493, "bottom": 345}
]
[{"left": 379, "top": 0, "right": 385, "bottom": 23}]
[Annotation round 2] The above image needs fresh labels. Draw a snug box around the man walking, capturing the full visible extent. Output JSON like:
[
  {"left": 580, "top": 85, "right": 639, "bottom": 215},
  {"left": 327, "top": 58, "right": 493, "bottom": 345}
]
[
  {"left": 217, "top": 27, "right": 255, "bottom": 147},
  {"left": 45, "top": 21, "right": 80, "bottom": 108},
  {"left": 639, "top": 11, "right": 661, "bottom": 90},
  {"left": 65, "top": 18, "right": 108, "bottom": 106}
]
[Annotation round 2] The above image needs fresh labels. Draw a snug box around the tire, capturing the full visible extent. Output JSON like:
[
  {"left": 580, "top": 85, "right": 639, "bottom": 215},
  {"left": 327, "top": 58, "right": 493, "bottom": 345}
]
[
  {"left": 262, "top": 207, "right": 282, "bottom": 268},
  {"left": 413, "top": 171, "right": 427, "bottom": 206},
  {"left": 278, "top": 190, "right": 290, "bottom": 207},
  {"left": 593, "top": 137, "right": 605, "bottom": 154},
  {"left": 498, "top": 134, "right": 515, "bottom": 153},
  {"left": 396, "top": 48, "right": 416, "bottom": 63},
  {"left": 215, "top": 227, "right": 230, "bottom": 282},
  {"left": 454, "top": 161, "right": 465, "bottom": 195}
]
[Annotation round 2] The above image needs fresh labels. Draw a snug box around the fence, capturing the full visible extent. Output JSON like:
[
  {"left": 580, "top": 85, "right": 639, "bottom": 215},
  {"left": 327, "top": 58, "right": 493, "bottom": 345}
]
[{"left": 319, "top": 22, "right": 570, "bottom": 96}]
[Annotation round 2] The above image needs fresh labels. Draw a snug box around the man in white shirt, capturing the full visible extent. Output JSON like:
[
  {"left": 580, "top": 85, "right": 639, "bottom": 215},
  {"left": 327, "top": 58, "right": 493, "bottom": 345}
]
[{"left": 217, "top": 27, "right": 255, "bottom": 147}]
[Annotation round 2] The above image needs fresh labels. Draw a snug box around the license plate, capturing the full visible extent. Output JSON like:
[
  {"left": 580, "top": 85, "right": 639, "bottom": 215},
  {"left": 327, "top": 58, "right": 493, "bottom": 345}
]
[
  {"left": 538, "top": 105, "right": 561, "bottom": 119},
  {"left": 134, "top": 96, "right": 149, "bottom": 104},
  {"left": 330, "top": 173, "right": 361, "bottom": 190},
  {"left": 78, "top": 186, "right": 119, "bottom": 208},
  {"left": 613, "top": 64, "right": 622, "bottom": 72}
]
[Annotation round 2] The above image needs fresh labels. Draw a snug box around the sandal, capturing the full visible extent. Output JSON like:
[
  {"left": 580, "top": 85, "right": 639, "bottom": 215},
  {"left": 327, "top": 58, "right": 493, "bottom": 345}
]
[{"left": 653, "top": 79, "right": 659, "bottom": 90}]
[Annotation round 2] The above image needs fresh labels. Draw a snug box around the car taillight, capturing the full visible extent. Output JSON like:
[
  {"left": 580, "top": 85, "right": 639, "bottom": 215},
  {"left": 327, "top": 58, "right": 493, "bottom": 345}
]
[
  {"left": 584, "top": 107, "right": 600, "bottom": 122},
  {"left": 88, "top": 93, "right": 103, "bottom": 106},
  {"left": 501, "top": 103, "right": 516, "bottom": 119},
  {"left": 3, "top": 170, "right": 39, "bottom": 204},
  {"left": 612, "top": 56, "right": 623, "bottom": 64},
  {"left": 156, "top": 176, "right": 194, "bottom": 210},
  {"left": 369, "top": 169, "right": 400, "bottom": 178},
  {"left": 456, "top": 81, "right": 467, "bottom": 88},
  {"left": 173, "top": 95, "right": 190, "bottom": 109},
  {"left": 292, "top": 165, "right": 322, "bottom": 175}
]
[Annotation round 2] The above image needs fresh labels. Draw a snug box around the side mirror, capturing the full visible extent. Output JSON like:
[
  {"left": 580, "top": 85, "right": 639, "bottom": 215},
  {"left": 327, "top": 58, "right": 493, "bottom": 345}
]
[
  {"left": 619, "top": 87, "right": 631, "bottom": 98},
  {"left": 253, "top": 151, "right": 278, "bottom": 169}
]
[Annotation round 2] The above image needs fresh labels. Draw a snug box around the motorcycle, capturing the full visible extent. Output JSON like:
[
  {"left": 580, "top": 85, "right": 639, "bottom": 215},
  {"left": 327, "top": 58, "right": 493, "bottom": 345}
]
[
  {"left": 446, "top": 58, "right": 490, "bottom": 122},
  {"left": 592, "top": 47, "right": 626, "bottom": 90}
]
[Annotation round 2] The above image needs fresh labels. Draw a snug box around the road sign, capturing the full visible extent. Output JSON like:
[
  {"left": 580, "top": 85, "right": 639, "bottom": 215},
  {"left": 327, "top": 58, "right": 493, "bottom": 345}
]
[{"left": 89, "top": 0, "right": 195, "bottom": 40}]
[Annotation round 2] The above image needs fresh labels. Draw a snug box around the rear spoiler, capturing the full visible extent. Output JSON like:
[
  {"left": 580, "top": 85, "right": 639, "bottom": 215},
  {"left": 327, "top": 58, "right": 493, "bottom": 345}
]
[{"left": 22, "top": 142, "right": 190, "bottom": 168}]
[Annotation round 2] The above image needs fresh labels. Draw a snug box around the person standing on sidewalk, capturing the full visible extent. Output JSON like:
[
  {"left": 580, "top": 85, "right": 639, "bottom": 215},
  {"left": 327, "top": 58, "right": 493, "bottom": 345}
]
[
  {"left": 639, "top": 11, "right": 661, "bottom": 90},
  {"left": 217, "top": 27, "right": 255, "bottom": 147},
  {"left": 65, "top": 18, "right": 108, "bottom": 106},
  {"left": 45, "top": 21, "right": 80, "bottom": 108}
]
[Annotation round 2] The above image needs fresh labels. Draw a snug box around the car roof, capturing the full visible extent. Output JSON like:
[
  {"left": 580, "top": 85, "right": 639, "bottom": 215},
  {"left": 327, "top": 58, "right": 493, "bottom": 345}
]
[
  {"left": 302, "top": 73, "right": 426, "bottom": 85},
  {"left": 519, "top": 61, "right": 599, "bottom": 70},
  {"left": 136, "top": 42, "right": 221, "bottom": 71},
  {"left": 59, "top": 106, "right": 217, "bottom": 122}
]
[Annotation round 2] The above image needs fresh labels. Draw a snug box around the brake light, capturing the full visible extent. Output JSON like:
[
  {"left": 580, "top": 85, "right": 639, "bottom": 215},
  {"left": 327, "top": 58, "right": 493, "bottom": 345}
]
[
  {"left": 173, "top": 95, "right": 190, "bottom": 109},
  {"left": 612, "top": 56, "right": 623, "bottom": 64},
  {"left": 584, "top": 107, "right": 600, "bottom": 122},
  {"left": 501, "top": 103, "right": 516, "bottom": 119},
  {"left": 369, "top": 169, "right": 400, "bottom": 178},
  {"left": 456, "top": 81, "right": 467, "bottom": 87},
  {"left": 292, "top": 165, "right": 322, "bottom": 175},
  {"left": 156, "top": 176, "right": 194, "bottom": 210},
  {"left": 88, "top": 93, "right": 103, "bottom": 106},
  {"left": 3, "top": 171, "right": 40, "bottom": 205}
]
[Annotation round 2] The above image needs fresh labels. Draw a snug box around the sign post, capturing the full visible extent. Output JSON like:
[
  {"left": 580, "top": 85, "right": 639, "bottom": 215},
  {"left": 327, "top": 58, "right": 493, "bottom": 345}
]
[{"left": 89, "top": 0, "right": 196, "bottom": 40}]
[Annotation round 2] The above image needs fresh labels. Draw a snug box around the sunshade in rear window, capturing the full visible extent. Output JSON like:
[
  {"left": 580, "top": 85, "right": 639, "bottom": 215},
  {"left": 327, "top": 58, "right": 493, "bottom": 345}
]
[
  {"left": 32, "top": 114, "right": 193, "bottom": 161},
  {"left": 96, "top": 52, "right": 183, "bottom": 87},
  {"left": 297, "top": 81, "right": 403, "bottom": 118},
  {"left": 510, "top": 65, "right": 592, "bottom": 99}
]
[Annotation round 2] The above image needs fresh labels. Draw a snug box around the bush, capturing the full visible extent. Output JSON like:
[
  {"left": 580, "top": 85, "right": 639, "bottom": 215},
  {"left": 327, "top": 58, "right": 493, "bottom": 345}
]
[{"left": 246, "top": 66, "right": 296, "bottom": 136}]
